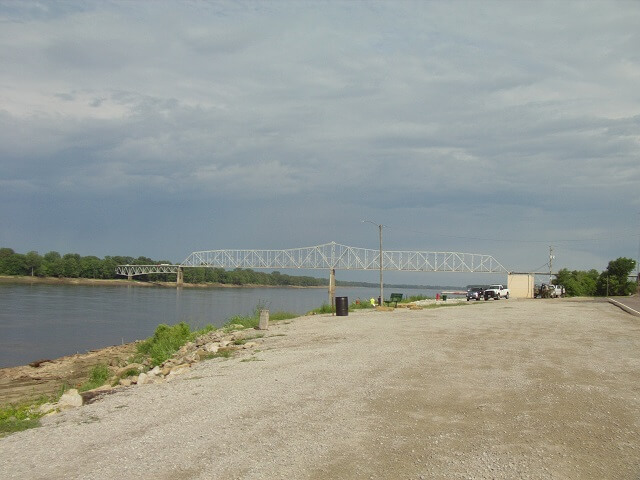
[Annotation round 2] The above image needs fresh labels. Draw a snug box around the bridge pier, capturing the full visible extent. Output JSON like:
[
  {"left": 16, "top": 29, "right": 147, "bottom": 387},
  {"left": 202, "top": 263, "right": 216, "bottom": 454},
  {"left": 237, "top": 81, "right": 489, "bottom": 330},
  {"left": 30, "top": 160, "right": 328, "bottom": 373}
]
[
  {"left": 329, "top": 268, "right": 335, "bottom": 310},
  {"left": 177, "top": 267, "right": 184, "bottom": 286}
]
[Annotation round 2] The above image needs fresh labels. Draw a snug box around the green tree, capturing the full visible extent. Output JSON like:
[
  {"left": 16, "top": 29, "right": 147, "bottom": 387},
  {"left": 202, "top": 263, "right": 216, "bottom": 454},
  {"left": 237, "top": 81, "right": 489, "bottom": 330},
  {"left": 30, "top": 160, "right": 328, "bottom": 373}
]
[
  {"left": 24, "top": 251, "right": 43, "bottom": 276},
  {"left": 0, "top": 249, "right": 27, "bottom": 275},
  {"left": 555, "top": 268, "right": 599, "bottom": 297},
  {"left": 0, "top": 248, "right": 15, "bottom": 274},
  {"left": 596, "top": 257, "right": 637, "bottom": 296},
  {"left": 61, "top": 253, "right": 81, "bottom": 278},
  {"left": 80, "top": 256, "right": 102, "bottom": 278},
  {"left": 42, "top": 251, "right": 63, "bottom": 277}
]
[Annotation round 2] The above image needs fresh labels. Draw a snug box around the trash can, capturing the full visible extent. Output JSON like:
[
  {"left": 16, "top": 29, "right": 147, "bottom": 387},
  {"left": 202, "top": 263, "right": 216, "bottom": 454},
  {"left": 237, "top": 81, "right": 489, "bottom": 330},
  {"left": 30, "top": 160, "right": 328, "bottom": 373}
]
[
  {"left": 442, "top": 294, "right": 447, "bottom": 301},
  {"left": 436, "top": 293, "right": 440, "bottom": 301},
  {"left": 335, "top": 296, "right": 348, "bottom": 316}
]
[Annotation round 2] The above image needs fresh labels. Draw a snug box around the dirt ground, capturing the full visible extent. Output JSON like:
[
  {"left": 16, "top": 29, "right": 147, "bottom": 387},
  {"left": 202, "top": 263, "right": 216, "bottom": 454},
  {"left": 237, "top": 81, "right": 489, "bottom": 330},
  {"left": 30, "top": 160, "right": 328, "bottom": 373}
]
[
  {"left": 0, "top": 343, "right": 137, "bottom": 405},
  {"left": 1, "top": 298, "right": 639, "bottom": 479}
]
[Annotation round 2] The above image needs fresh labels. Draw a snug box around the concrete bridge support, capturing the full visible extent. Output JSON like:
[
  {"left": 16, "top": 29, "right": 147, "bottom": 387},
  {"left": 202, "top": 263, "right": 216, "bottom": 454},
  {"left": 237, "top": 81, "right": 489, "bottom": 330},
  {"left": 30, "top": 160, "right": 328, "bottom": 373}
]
[
  {"left": 177, "top": 267, "right": 184, "bottom": 286},
  {"left": 329, "top": 268, "right": 336, "bottom": 309}
]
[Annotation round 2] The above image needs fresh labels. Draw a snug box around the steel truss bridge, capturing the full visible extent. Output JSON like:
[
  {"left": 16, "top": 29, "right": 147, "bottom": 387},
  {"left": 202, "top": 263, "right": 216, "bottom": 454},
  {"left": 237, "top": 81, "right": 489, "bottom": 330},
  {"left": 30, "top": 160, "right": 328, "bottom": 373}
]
[{"left": 115, "top": 241, "right": 508, "bottom": 278}]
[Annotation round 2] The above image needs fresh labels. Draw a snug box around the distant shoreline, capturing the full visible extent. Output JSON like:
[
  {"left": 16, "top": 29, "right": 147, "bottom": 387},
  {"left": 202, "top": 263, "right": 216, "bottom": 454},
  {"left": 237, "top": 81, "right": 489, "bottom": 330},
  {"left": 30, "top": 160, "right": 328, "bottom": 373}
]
[
  {"left": 0, "top": 275, "right": 325, "bottom": 289},
  {"left": 0, "top": 275, "right": 462, "bottom": 291}
]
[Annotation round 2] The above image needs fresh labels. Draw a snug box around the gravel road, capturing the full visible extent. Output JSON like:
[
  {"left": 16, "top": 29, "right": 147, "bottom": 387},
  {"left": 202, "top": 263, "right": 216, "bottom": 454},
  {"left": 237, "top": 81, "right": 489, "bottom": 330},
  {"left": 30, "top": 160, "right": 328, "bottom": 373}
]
[{"left": 1, "top": 298, "right": 639, "bottom": 479}]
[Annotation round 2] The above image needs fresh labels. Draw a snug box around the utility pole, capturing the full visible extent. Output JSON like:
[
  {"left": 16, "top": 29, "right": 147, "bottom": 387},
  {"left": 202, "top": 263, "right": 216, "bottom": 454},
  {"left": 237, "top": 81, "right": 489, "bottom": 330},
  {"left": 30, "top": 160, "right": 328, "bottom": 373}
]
[
  {"left": 363, "top": 220, "right": 385, "bottom": 306},
  {"left": 549, "top": 245, "right": 554, "bottom": 285},
  {"left": 637, "top": 212, "right": 640, "bottom": 293},
  {"left": 378, "top": 223, "right": 383, "bottom": 305}
]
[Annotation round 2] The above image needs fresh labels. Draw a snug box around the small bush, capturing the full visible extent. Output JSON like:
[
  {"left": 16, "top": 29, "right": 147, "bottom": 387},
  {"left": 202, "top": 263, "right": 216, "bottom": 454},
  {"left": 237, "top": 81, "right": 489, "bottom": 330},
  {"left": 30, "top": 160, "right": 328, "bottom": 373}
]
[{"left": 137, "top": 322, "right": 194, "bottom": 367}]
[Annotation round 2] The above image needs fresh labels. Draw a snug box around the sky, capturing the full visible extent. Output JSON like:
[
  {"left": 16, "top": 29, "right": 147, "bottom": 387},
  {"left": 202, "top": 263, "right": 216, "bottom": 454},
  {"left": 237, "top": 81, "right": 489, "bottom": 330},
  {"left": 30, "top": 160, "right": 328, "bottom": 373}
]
[{"left": 1, "top": 0, "right": 639, "bottom": 286}]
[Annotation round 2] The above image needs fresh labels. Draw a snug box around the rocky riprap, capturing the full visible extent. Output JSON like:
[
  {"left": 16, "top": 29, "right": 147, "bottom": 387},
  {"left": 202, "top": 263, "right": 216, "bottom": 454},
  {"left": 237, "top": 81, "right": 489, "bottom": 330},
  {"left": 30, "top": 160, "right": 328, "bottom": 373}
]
[{"left": 38, "top": 325, "right": 263, "bottom": 415}]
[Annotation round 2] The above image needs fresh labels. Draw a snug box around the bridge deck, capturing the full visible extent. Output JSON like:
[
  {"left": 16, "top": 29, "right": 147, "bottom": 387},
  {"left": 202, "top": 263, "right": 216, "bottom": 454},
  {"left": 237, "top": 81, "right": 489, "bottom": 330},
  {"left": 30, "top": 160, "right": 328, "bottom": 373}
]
[{"left": 116, "top": 241, "right": 508, "bottom": 277}]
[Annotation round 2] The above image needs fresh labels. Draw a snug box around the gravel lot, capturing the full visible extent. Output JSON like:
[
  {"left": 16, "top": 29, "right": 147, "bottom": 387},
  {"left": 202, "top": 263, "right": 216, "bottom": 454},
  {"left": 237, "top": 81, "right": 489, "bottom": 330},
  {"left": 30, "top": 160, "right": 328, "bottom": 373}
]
[{"left": 1, "top": 298, "right": 639, "bottom": 479}]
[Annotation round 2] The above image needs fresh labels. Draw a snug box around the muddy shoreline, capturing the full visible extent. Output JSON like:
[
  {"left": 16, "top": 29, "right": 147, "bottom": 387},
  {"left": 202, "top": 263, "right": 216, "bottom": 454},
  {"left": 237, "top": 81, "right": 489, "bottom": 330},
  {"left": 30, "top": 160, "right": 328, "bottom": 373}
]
[{"left": 0, "top": 342, "right": 138, "bottom": 405}]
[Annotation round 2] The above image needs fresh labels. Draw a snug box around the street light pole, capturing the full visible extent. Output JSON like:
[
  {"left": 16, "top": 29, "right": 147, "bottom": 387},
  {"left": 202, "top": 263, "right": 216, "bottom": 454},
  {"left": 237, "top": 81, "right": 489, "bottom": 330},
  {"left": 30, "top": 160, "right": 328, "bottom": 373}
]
[
  {"left": 363, "top": 220, "right": 384, "bottom": 306},
  {"left": 637, "top": 212, "right": 640, "bottom": 293}
]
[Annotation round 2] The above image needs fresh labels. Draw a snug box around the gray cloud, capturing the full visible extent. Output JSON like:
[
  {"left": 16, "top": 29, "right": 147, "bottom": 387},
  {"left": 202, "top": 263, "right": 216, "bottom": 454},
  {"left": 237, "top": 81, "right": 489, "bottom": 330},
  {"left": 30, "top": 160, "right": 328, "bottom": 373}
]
[{"left": 1, "top": 0, "right": 639, "bottom": 279}]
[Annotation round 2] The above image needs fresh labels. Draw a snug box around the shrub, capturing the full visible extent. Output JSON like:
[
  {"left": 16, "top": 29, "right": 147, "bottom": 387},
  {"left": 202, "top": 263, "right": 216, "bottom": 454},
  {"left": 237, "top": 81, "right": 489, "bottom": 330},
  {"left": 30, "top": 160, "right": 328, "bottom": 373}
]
[{"left": 137, "top": 322, "right": 194, "bottom": 367}]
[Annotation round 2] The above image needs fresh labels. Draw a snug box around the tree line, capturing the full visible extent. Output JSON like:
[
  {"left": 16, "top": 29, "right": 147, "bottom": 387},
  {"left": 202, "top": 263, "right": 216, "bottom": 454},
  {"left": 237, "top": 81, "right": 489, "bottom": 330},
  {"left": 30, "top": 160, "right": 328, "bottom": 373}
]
[
  {"left": 0, "top": 247, "right": 327, "bottom": 286},
  {"left": 555, "top": 257, "right": 637, "bottom": 296},
  {"left": 1, "top": 247, "right": 637, "bottom": 294}
]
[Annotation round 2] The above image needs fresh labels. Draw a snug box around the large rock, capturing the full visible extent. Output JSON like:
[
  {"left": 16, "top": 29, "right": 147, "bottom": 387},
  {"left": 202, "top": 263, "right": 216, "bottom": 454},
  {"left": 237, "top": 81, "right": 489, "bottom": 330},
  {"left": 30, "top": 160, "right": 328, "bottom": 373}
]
[
  {"left": 58, "top": 389, "right": 83, "bottom": 410},
  {"left": 167, "top": 364, "right": 190, "bottom": 378}
]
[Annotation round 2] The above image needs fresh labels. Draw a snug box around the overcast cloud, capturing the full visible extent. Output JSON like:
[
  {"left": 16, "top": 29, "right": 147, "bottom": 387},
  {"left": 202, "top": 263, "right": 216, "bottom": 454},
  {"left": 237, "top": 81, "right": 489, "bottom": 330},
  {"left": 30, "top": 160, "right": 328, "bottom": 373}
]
[{"left": 1, "top": 0, "right": 639, "bottom": 284}]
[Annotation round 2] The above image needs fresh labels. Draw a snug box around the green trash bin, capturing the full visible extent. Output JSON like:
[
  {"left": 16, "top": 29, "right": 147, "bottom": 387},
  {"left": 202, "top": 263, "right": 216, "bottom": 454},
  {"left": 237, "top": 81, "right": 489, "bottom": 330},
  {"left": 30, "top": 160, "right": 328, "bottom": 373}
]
[{"left": 442, "top": 294, "right": 447, "bottom": 301}]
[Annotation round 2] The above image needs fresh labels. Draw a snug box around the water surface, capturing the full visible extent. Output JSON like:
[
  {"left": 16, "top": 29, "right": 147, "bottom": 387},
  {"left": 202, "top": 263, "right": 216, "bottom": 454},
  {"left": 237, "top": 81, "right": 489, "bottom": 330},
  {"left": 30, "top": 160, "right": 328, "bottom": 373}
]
[{"left": 0, "top": 283, "right": 435, "bottom": 367}]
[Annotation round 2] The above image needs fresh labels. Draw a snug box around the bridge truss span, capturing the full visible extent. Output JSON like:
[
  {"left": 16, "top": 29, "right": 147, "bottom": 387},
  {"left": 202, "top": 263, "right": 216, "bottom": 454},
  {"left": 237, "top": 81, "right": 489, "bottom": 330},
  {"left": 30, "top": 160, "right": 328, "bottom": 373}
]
[{"left": 180, "top": 242, "right": 508, "bottom": 274}]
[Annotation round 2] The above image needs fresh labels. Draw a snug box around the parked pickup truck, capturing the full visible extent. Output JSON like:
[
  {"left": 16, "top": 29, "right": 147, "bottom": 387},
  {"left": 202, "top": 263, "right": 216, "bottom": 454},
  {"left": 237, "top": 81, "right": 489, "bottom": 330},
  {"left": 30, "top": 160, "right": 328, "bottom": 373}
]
[{"left": 484, "top": 284, "right": 510, "bottom": 300}]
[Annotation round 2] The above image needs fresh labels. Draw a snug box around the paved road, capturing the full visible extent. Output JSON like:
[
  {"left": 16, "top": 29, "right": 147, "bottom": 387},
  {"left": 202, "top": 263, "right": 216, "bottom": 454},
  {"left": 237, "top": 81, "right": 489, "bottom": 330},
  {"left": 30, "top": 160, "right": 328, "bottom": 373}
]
[{"left": 609, "top": 294, "right": 640, "bottom": 316}]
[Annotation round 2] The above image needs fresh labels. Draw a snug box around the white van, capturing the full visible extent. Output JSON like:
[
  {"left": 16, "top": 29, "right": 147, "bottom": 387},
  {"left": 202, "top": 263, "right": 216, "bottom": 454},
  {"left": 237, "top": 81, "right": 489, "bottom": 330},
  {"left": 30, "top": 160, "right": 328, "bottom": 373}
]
[{"left": 553, "top": 285, "right": 565, "bottom": 298}]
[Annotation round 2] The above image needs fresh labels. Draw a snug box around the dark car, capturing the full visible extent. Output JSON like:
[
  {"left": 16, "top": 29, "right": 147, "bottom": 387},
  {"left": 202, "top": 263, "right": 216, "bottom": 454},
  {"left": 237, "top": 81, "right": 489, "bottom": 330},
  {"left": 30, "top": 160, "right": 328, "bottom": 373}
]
[{"left": 466, "top": 287, "right": 484, "bottom": 301}]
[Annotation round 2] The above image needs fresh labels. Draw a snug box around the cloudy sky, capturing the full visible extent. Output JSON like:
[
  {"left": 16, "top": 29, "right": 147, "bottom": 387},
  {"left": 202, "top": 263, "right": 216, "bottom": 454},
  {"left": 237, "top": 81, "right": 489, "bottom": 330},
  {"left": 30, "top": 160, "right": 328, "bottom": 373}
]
[{"left": 1, "top": 0, "right": 639, "bottom": 284}]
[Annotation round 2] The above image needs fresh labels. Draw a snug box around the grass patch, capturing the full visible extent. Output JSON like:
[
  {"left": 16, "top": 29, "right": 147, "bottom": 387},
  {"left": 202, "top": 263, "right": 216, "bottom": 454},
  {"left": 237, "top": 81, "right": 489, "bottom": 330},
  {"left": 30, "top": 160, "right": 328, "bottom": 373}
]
[
  {"left": 0, "top": 402, "right": 44, "bottom": 438},
  {"left": 402, "top": 294, "right": 433, "bottom": 303},
  {"left": 111, "top": 367, "right": 142, "bottom": 386},
  {"left": 136, "top": 322, "right": 219, "bottom": 367},
  {"left": 223, "top": 306, "right": 297, "bottom": 331},
  {"left": 137, "top": 322, "right": 196, "bottom": 367},
  {"left": 350, "top": 300, "right": 374, "bottom": 310},
  {"left": 134, "top": 305, "right": 291, "bottom": 367},
  {"left": 308, "top": 303, "right": 334, "bottom": 314},
  {"left": 269, "top": 311, "right": 298, "bottom": 321},
  {"left": 79, "top": 364, "right": 111, "bottom": 392}
]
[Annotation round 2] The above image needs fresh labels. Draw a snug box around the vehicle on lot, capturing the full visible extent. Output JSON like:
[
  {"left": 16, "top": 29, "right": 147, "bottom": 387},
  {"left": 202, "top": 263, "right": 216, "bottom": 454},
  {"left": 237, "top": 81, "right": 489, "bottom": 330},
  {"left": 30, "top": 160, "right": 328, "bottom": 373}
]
[
  {"left": 466, "top": 287, "right": 484, "bottom": 301},
  {"left": 535, "top": 284, "right": 565, "bottom": 298},
  {"left": 484, "top": 284, "right": 510, "bottom": 300}
]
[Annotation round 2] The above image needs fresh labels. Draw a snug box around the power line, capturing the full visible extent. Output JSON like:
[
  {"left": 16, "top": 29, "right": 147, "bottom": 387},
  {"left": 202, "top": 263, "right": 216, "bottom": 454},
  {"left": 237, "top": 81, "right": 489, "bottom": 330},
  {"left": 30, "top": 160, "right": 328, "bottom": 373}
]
[{"left": 388, "top": 224, "right": 639, "bottom": 245}]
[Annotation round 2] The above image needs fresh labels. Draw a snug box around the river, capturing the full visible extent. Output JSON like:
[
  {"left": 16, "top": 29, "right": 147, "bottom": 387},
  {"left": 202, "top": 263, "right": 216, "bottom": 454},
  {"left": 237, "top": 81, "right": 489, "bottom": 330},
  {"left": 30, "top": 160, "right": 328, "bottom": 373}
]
[{"left": 0, "top": 283, "right": 439, "bottom": 368}]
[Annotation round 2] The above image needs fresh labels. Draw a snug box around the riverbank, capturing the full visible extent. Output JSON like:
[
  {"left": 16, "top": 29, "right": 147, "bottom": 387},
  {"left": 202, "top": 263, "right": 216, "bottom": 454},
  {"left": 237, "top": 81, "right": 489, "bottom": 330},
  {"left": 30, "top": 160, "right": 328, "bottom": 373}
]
[
  {"left": 0, "top": 275, "right": 326, "bottom": 289},
  {"left": 0, "top": 343, "right": 138, "bottom": 405},
  {"left": 2, "top": 298, "right": 639, "bottom": 479}
]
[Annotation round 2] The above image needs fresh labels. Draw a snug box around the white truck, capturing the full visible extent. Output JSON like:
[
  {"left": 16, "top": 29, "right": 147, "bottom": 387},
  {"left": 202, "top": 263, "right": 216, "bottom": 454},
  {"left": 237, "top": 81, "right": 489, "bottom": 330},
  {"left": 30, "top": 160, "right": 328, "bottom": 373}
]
[{"left": 483, "top": 284, "right": 510, "bottom": 300}]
